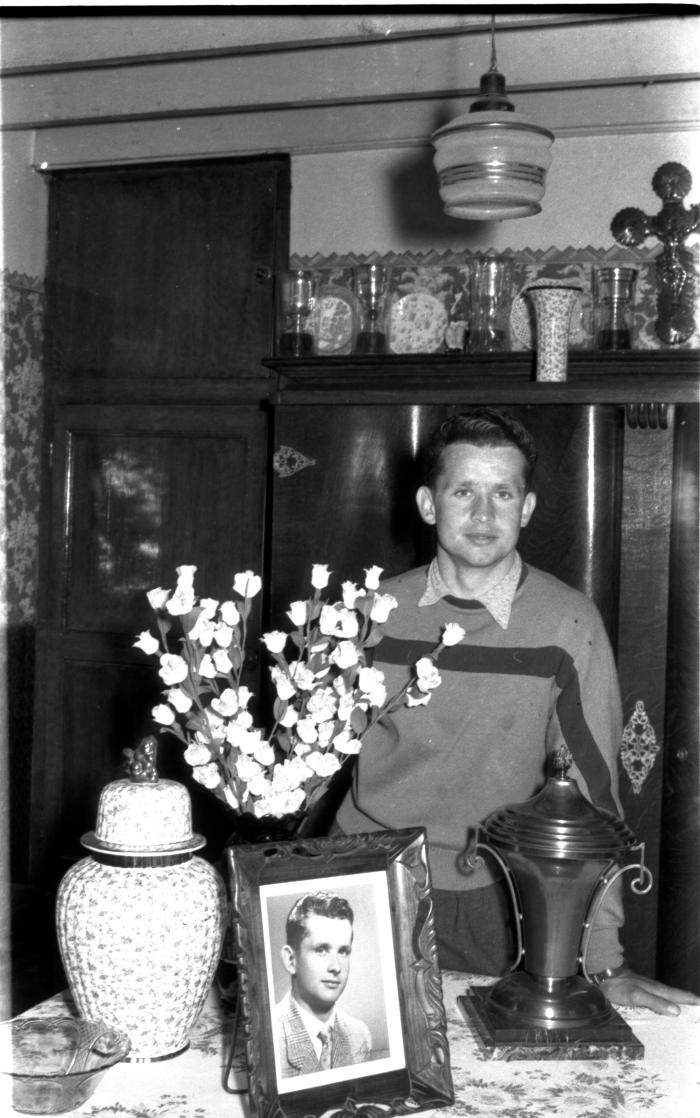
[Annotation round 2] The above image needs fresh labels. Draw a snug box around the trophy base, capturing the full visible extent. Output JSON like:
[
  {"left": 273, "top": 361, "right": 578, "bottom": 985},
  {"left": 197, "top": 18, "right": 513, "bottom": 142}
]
[{"left": 459, "top": 986, "right": 644, "bottom": 1060}]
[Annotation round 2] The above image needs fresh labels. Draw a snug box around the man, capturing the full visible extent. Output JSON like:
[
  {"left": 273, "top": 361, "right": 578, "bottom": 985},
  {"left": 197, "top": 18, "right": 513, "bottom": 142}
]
[
  {"left": 274, "top": 892, "right": 372, "bottom": 1077},
  {"left": 336, "top": 408, "right": 700, "bottom": 1016}
]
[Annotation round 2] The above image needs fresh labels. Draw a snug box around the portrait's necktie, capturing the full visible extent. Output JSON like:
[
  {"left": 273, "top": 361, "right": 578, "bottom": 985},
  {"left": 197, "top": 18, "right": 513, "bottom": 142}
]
[{"left": 318, "top": 1026, "right": 332, "bottom": 1070}]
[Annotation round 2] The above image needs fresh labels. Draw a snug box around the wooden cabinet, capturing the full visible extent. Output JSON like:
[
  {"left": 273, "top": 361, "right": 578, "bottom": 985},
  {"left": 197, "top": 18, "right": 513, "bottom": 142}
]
[
  {"left": 29, "top": 157, "right": 289, "bottom": 890},
  {"left": 264, "top": 351, "right": 699, "bottom": 991}
]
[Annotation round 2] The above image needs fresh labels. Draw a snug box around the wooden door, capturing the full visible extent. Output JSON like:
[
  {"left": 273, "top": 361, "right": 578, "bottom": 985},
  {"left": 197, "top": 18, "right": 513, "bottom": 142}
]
[{"left": 30, "top": 403, "right": 269, "bottom": 887}]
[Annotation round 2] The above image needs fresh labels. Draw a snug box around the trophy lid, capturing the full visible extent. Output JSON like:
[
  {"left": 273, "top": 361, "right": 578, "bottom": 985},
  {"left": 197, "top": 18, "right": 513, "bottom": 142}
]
[{"left": 481, "top": 746, "right": 635, "bottom": 861}]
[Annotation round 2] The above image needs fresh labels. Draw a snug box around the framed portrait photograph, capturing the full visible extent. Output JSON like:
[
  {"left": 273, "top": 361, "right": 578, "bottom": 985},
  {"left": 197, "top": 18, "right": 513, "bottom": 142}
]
[{"left": 227, "top": 827, "right": 454, "bottom": 1118}]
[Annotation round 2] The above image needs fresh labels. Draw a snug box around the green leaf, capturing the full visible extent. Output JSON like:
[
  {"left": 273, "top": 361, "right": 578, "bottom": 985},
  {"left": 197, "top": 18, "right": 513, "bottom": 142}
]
[{"left": 350, "top": 707, "right": 368, "bottom": 735}]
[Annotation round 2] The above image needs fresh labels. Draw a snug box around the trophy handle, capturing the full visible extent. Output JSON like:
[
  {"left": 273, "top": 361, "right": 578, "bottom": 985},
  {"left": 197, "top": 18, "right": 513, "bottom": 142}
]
[
  {"left": 467, "top": 832, "right": 525, "bottom": 971},
  {"left": 579, "top": 841, "right": 653, "bottom": 980}
]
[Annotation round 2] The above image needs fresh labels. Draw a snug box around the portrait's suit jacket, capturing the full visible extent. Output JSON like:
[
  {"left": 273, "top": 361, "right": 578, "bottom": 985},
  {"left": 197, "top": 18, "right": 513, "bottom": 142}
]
[{"left": 274, "top": 993, "right": 372, "bottom": 1077}]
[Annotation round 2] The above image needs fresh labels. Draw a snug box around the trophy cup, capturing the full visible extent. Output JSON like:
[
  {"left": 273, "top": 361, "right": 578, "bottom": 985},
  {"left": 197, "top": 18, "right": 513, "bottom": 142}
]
[{"left": 459, "top": 746, "right": 652, "bottom": 1059}]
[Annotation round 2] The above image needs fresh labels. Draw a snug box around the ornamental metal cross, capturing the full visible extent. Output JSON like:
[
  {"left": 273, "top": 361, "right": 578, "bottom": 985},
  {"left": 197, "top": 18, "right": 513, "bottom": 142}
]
[{"left": 611, "top": 161, "right": 699, "bottom": 345}]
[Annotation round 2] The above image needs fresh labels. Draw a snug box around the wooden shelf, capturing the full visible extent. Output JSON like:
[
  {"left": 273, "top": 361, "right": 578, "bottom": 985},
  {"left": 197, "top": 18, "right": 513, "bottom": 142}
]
[{"left": 264, "top": 351, "right": 699, "bottom": 405}]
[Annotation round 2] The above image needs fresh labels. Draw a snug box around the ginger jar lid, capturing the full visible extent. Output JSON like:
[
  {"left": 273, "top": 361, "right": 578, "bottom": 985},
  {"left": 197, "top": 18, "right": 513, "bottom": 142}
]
[
  {"left": 81, "top": 737, "right": 206, "bottom": 856},
  {"left": 480, "top": 746, "right": 636, "bottom": 861}
]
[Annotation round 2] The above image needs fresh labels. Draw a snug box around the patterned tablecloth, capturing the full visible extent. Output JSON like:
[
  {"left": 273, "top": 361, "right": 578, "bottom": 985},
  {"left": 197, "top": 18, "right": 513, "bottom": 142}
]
[{"left": 6, "top": 972, "right": 700, "bottom": 1118}]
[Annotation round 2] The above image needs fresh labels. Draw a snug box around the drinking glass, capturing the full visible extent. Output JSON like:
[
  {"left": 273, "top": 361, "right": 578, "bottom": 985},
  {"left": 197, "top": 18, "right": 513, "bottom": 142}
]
[
  {"left": 591, "top": 266, "right": 638, "bottom": 350},
  {"left": 276, "top": 270, "right": 316, "bottom": 357},
  {"left": 353, "top": 264, "right": 392, "bottom": 354}
]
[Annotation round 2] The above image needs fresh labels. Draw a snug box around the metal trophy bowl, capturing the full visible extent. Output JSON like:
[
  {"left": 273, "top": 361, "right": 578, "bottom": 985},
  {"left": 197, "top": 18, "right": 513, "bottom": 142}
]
[{"left": 459, "top": 746, "right": 653, "bottom": 1059}]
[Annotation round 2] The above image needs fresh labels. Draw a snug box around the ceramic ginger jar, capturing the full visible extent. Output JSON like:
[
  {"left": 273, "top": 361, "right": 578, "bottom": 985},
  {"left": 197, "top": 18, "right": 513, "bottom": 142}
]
[{"left": 56, "top": 738, "right": 227, "bottom": 1061}]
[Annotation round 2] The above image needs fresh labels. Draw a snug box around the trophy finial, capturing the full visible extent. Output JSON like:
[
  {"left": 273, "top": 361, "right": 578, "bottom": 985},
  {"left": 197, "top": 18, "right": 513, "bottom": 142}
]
[
  {"left": 551, "top": 744, "right": 573, "bottom": 779},
  {"left": 123, "top": 736, "right": 159, "bottom": 783}
]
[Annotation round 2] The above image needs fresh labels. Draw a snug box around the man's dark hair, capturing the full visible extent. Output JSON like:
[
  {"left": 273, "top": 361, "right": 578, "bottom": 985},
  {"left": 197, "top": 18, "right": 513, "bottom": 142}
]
[
  {"left": 285, "top": 892, "right": 355, "bottom": 952},
  {"left": 422, "top": 408, "right": 538, "bottom": 491}
]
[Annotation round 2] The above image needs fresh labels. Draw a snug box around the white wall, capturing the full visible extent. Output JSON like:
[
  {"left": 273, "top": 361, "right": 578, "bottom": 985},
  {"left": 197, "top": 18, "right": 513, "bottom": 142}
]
[
  {"left": 290, "top": 133, "right": 700, "bottom": 256},
  {"left": 2, "top": 12, "right": 699, "bottom": 277}
]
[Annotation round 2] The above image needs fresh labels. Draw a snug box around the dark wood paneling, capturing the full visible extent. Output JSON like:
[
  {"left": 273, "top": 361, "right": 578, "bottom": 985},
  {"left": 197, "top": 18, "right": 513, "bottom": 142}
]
[
  {"left": 31, "top": 404, "right": 269, "bottom": 886},
  {"left": 46, "top": 157, "right": 289, "bottom": 378},
  {"left": 269, "top": 403, "right": 622, "bottom": 636},
  {"left": 657, "top": 404, "right": 700, "bottom": 994}
]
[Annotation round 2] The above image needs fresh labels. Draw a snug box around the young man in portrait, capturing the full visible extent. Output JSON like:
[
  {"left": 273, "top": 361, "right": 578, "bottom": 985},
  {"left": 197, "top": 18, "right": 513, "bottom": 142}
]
[{"left": 273, "top": 891, "right": 372, "bottom": 1077}]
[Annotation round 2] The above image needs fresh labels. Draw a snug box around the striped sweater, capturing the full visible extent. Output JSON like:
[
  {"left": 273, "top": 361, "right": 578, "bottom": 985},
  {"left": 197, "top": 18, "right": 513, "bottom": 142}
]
[{"left": 336, "top": 561, "right": 625, "bottom": 969}]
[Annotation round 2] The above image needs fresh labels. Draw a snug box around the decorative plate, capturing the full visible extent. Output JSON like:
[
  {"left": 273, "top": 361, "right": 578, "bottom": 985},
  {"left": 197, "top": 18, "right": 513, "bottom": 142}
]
[
  {"left": 312, "top": 286, "right": 360, "bottom": 355},
  {"left": 511, "top": 277, "right": 587, "bottom": 349},
  {"left": 389, "top": 291, "right": 449, "bottom": 354}
]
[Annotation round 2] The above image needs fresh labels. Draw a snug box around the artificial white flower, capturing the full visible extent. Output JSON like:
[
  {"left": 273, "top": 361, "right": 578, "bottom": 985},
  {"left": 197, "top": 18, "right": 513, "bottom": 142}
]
[
  {"left": 305, "top": 750, "right": 342, "bottom": 777},
  {"left": 233, "top": 570, "right": 262, "bottom": 598},
  {"left": 295, "top": 718, "right": 319, "bottom": 745},
  {"left": 341, "top": 581, "right": 365, "bottom": 609},
  {"left": 213, "top": 623, "right": 234, "bottom": 649},
  {"left": 188, "top": 613, "right": 215, "bottom": 647},
  {"left": 369, "top": 592, "right": 398, "bottom": 624},
  {"left": 219, "top": 600, "right": 240, "bottom": 626},
  {"left": 212, "top": 648, "right": 233, "bottom": 674},
  {"left": 406, "top": 690, "right": 431, "bottom": 707},
  {"left": 287, "top": 600, "right": 308, "bottom": 627},
  {"left": 192, "top": 762, "right": 221, "bottom": 790},
  {"left": 289, "top": 661, "right": 315, "bottom": 691},
  {"left": 311, "top": 563, "right": 331, "bottom": 589},
  {"left": 199, "top": 597, "right": 219, "bottom": 620},
  {"left": 166, "top": 567, "right": 197, "bottom": 616},
  {"left": 330, "top": 640, "right": 359, "bottom": 670},
  {"left": 279, "top": 706, "right": 299, "bottom": 728},
  {"left": 152, "top": 703, "right": 176, "bottom": 726},
  {"left": 134, "top": 630, "right": 159, "bottom": 656},
  {"left": 167, "top": 687, "right": 193, "bottom": 714},
  {"left": 198, "top": 654, "right": 217, "bottom": 680},
  {"left": 146, "top": 587, "right": 170, "bottom": 610},
  {"left": 442, "top": 622, "right": 466, "bottom": 647},
  {"left": 358, "top": 666, "right": 387, "bottom": 707},
  {"left": 271, "top": 665, "right": 296, "bottom": 701},
  {"left": 262, "top": 630, "right": 288, "bottom": 654},
  {"left": 333, "top": 729, "right": 362, "bottom": 755},
  {"left": 364, "top": 565, "right": 383, "bottom": 591},
  {"left": 416, "top": 657, "right": 442, "bottom": 693},
  {"left": 158, "top": 653, "right": 188, "bottom": 686},
  {"left": 184, "top": 742, "right": 211, "bottom": 766},
  {"left": 306, "top": 687, "right": 338, "bottom": 723},
  {"left": 253, "top": 739, "right": 276, "bottom": 767},
  {"left": 211, "top": 688, "right": 239, "bottom": 719}
]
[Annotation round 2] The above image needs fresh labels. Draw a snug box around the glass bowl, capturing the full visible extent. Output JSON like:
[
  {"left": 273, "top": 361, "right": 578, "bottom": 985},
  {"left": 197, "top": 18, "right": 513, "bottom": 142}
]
[{"left": 1, "top": 1016, "right": 131, "bottom": 1114}]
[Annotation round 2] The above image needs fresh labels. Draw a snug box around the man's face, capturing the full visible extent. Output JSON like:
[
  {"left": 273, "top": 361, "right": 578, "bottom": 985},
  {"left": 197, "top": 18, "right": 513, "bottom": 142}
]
[
  {"left": 417, "top": 442, "right": 536, "bottom": 577},
  {"left": 283, "top": 914, "right": 353, "bottom": 1016}
]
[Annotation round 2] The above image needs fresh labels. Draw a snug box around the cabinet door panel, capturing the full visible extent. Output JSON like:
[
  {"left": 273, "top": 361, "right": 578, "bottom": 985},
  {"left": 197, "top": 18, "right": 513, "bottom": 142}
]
[
  {"left": 30, "top": 404, "right": 267, "bottom": 884},
  {"left": 47, "top": 157, "right": 289, "bottom": 376},
  {"left": 269, "top": 404, "right": 622, "bottom": 638}
]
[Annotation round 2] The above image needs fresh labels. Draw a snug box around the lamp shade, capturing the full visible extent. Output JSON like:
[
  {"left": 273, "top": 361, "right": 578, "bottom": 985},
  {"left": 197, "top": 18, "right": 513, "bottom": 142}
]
[{"left": 432, "top": 40, "right": 554, "bottom": 221}]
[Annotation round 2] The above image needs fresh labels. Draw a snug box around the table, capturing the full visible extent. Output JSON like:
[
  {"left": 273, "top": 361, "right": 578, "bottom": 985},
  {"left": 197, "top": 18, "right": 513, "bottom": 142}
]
[{"left": 6, "top": 972, "right": 700, "bottom": 1118}]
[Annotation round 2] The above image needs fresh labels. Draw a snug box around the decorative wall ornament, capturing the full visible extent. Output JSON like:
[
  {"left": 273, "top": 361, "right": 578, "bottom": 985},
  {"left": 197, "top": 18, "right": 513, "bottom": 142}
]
[
  {"left": 620, "top": 700, "right": 660, "bottom": 794},
  {"left": 611, "top": 162, "right": 700, "bottom": 345},
  {"left": 272, "top": 445, "right": 316, "bottom": 477}
]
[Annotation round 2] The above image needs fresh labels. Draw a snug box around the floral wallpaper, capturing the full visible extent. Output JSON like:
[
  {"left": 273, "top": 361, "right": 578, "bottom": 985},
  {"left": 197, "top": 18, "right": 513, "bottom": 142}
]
[{"left": 3, "top": 268, "right": 44, "bottom": 882}]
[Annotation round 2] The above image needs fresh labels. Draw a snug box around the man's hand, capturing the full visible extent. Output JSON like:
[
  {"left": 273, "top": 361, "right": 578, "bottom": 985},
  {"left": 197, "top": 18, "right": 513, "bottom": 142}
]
[{"left": 601, "top": 969, "right": 700, "bottom": 1016}]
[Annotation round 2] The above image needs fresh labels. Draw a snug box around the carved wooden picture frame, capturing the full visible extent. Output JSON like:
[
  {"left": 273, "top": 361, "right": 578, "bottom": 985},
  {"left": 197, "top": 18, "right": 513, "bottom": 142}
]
[{"left": 227, "top": 828, "right": 453, "bottom": 1118}]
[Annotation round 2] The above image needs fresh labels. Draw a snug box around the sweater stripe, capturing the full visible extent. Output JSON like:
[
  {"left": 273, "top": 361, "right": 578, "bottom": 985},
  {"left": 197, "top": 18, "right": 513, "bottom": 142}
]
[{"left": 375, "top": 635, "right": 617, "bottom": 814}]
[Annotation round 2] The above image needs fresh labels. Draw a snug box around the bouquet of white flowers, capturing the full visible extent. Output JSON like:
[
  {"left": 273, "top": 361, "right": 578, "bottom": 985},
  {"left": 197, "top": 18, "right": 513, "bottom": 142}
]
[{"left": 134, "top": 563, "right": 464, "bottom": 821}]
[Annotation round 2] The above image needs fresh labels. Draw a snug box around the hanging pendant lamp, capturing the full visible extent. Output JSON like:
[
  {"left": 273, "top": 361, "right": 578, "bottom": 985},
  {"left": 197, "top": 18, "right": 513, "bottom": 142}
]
[{"left": 432, "top": 17, "right": 554, "bottom": 220}]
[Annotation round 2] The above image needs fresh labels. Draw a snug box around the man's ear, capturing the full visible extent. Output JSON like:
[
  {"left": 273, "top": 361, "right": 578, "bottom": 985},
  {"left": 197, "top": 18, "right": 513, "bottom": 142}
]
[
  {"left": 416, "top": 486, "right": 436, "bottom": 526},
  {"left": 521, "top": 491, "right": 536, "bottom": 527},
  {"left": 280, "top": 945, "right": 296, "bottom": 976}
]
